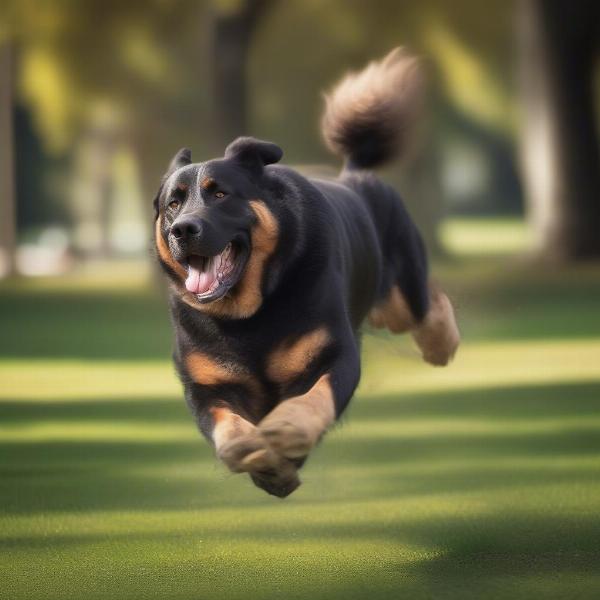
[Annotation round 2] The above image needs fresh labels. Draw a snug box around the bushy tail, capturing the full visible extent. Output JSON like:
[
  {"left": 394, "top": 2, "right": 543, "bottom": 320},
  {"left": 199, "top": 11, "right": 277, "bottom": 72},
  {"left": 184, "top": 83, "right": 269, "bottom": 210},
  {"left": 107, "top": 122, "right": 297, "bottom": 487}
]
[{"left": 321, "top": 48, "right": 424, "bottom": 170}]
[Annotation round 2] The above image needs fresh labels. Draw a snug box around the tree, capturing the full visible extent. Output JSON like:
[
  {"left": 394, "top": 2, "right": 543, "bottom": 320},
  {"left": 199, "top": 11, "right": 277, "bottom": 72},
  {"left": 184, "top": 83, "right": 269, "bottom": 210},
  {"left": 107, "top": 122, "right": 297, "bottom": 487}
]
[
  {"left": 0, "top": 40, "right": 16, "bottom": 276},
  {"left": 518, "top": 0, "right": 600, "bottom": 261},
  {"left": 210, "top": 0, "right": 276, "bottom": 149}
]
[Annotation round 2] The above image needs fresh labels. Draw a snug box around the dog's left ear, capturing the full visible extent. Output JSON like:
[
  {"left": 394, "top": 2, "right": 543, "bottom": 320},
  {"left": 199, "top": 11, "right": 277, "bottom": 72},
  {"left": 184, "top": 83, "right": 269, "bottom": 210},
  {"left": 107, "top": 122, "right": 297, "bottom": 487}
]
[
  {"left": 166, "top": 148, "right": 192, "bottom": 177},
  {"left": 225, "top": 137, "right": 283, "bottom": 176}
]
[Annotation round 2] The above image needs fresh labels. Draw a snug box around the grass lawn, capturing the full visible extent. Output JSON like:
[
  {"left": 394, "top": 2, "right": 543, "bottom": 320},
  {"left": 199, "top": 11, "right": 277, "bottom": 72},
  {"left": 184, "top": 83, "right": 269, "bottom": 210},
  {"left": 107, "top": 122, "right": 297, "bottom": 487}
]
[{"left": 2, "top": 220, "right": 600, "bottom": 599}]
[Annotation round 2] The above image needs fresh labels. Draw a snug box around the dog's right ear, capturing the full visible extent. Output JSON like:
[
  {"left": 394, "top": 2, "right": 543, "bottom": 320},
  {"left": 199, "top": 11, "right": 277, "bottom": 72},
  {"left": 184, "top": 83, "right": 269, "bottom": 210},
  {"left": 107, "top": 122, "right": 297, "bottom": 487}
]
[{"left": 153, "top": 148, "right": 192, "bottom": 218}]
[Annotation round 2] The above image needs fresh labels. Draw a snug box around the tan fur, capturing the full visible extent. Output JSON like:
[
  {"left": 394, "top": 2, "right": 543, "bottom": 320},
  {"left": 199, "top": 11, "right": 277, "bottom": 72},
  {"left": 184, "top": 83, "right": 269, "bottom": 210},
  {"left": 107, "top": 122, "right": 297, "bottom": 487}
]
[
  {"left": 181, "top": 200, "right": 279, "bottom": 319},
  {"left": 412, "top": 290, "right": 460, "bottom": 366},
  {"left": 259, "top": 375, "right": 335, "bottom": 459},
  {"left": 155, "top": 217, "right": 187, "bottom": 280},
  {"left": 267, "top": 328, "right": 331, "bottom": 384},
  {"left": 200, "top": 177, "right": 215, "bottom": 190},
  {"left": 211, "top": 407, "right": 278, "bottom": 472},
  {"left": 185, "top": 352, "right": 261, "bottom": 396},
  {"left": 210, "top": 407, "right": 254, "bottom": 454},
  {"left": 321, "top": 47, "right": 424, "bottom": 164},
  {"left": 368, "top": 285, "right": 414, "bottom": 333}
]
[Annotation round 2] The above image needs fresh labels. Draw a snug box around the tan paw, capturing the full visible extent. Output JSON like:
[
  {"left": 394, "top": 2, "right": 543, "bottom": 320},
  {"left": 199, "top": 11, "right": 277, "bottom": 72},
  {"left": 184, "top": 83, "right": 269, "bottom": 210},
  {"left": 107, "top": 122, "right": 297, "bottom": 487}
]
[
  {"left": 413, "top": 292, "right": 460, "bottom": 366},
  {"left": 217, "top": 432, "right": 269, "bottom": 473},
  {"left": 217, "top": 431, "right": 301, "bottom": 497},
  {"left": 259, "top": 419, "right": 316, "bottom": 459}
]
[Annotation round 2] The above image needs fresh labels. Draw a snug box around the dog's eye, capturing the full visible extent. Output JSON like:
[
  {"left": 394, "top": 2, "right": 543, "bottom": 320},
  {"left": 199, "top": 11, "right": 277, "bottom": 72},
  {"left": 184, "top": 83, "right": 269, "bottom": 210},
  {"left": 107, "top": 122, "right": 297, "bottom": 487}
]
[
  {"left": 168, "top": 200, "right": 181, "bottom": 210},
  {"left": 215, "top": 191, "right": 226, "bottom": 199}
]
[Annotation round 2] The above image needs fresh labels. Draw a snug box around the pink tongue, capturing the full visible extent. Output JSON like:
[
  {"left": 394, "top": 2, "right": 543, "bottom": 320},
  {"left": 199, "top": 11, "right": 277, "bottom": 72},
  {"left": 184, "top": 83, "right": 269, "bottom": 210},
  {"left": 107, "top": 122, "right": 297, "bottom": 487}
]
[{"left": 185, "top": 257, "right": 217, "bottom": 294}]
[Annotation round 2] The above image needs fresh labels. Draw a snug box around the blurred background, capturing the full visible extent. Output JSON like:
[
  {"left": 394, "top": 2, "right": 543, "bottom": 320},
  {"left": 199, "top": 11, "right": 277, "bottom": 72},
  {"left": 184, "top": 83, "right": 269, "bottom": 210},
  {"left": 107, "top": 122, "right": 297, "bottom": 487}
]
[
  {"left": 1, "top": 2, "right": 600, "bottom": 599},
  {"left": 1, "top": 0, "right": 598, "bottom": 271}
]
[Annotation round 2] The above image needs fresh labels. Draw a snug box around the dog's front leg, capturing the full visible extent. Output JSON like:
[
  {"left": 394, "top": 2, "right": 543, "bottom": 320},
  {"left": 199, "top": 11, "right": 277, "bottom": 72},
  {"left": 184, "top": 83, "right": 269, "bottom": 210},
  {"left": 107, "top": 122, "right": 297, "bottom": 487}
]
[
  {"left": 204, "top": 404, "right": 301, "bottom": 498},
  {"left": 182, "top": 352, "right": 301, "bottom": 497},
  {"left": 259, "top": 344, "right": 361, "bottom": 462}
]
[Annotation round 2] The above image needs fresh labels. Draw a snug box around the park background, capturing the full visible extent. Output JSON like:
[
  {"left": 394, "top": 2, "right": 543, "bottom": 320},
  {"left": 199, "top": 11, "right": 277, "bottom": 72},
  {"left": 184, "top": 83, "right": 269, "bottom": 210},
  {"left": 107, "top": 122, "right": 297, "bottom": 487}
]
[{"left": 1, "top": 1, "right": 599, "bottom": 598}]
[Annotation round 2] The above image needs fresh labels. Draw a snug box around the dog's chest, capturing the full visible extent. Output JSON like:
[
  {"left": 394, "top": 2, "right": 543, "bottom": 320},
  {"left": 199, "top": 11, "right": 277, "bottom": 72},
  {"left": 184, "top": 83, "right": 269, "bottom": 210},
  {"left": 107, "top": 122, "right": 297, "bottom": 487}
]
[
  {"left": 182, "top": 326, "right": 332, "bottom": 413},
  {"left": 185, "top": 325, "right": 331, "bottom": 394},
  {"left": 262, "top": 327, "right": 331, "bottom": 388}
]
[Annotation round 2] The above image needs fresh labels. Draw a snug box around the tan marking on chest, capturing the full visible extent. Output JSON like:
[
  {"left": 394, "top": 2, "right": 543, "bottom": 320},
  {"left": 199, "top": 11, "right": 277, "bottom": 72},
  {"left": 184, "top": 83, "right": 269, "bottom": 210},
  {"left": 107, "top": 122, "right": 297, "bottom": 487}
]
[
  {"left": 368, "top": 285, "right": 414, "bottom": 333},
  {"left": 155, "top": 217, "right": 187, "bottom": 279},
  {"left": 267, "top": 328, "right": 331, "bottom": 384},
  {"left": 181, "top": 200, "right": 278, "bottom": 319},
  {"left": 185, "top": 352, "right": 262, "bottom": 398}
]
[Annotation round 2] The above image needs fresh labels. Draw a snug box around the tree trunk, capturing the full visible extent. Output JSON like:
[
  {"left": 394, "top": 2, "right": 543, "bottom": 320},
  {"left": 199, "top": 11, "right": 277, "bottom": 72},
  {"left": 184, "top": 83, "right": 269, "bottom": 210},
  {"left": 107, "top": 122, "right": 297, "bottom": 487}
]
[
  {"left": 210, "top": 0, "right": 275, "bottom": 151},
  {"left": 517, "top": 0, "right": 600, "bottom": 261},
  {"left": 0, "top": 41, "right": 17, "bottom": 276}
]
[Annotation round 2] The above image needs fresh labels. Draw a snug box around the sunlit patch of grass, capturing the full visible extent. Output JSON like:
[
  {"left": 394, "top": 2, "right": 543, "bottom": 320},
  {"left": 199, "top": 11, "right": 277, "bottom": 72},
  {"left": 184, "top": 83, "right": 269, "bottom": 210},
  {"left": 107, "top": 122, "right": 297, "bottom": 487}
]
[
  {"left": 441, "top": 217, "right": 531, "bottom": 257},
  {"left": 0, "top": 360, "right": 178, "bottom": 401},
  {"left": 360, "top": 337, "right": 600, "bottom": 394}
]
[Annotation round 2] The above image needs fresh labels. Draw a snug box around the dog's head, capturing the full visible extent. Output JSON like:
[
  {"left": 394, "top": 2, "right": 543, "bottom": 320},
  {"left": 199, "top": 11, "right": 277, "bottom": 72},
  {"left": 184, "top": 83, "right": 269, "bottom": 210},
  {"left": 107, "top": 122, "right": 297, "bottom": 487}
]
[{"left": 154, "top": 137, "right": 283, "bottom": 318}]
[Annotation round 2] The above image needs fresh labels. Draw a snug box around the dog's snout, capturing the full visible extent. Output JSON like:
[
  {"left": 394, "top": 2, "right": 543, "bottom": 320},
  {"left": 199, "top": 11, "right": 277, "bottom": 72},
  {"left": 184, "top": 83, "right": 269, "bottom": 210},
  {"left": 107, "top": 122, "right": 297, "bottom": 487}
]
[{"left": 171, "top": 216, "right": 202, "bottom": 241}]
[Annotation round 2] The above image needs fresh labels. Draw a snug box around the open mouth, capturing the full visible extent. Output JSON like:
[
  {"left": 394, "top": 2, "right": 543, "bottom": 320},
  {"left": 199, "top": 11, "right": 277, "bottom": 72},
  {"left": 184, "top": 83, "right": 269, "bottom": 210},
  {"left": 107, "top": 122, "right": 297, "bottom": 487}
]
[{"left": 183, "top": 241, "right": 249, "bottom": 303}]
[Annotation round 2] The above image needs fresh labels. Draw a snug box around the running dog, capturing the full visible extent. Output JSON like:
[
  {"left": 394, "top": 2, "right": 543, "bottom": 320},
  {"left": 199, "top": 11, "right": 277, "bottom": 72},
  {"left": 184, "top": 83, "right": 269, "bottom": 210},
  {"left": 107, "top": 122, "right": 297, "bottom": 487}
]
[{"left": 153, "top": 48, "right": 460, "bottom": 497}]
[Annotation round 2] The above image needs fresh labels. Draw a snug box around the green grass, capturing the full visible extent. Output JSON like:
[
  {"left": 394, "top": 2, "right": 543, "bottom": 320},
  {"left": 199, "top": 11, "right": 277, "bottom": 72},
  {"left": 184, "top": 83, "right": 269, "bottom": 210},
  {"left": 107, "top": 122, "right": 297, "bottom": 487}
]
[{"left": 2, "top": 219, "right": 600, "bottom": 599}]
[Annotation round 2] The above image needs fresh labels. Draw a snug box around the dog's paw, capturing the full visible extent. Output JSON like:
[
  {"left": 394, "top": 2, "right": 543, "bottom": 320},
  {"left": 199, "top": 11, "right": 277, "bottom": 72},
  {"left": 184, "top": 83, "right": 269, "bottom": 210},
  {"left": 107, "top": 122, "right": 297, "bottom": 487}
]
[
  {"left": 217, "top": 432, "right": 267, "bottom": 473},
  {"left": 217, "top": 431, "right": 301, "bottom": 497},
  {"left": 250, "top": 468, "right": 300, "bottom": 498},
  {"left": 413, "top": 292, "right": 460, "bottom": 367},
  {"left": 259, "top": 419, "right": 315, "bottom": 459}
]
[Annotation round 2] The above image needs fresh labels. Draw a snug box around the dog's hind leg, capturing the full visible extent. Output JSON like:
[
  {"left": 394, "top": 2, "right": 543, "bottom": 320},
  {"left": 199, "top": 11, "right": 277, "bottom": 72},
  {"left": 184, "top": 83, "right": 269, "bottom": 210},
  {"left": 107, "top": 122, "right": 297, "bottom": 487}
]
[
  {"left": 369, "top": 283, "right": 460, "bottom": 366},
  {"left": 363, "top": 182, "right": 459, "bottom": 366},
  {"left": 410, "top": 286, "right": 460, "bottom": 366}
]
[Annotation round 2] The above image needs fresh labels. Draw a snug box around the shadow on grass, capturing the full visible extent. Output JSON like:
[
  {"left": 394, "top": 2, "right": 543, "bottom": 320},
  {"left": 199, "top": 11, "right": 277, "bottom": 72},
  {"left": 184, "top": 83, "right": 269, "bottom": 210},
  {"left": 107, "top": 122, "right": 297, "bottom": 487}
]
[
  {"left": 0, "top": 289, "right": 171, "bottom": 360},
  {"left": 2, "top": 266, "right": 600, "bottom": 361},
  {"left": 0, "top": 396, "right": 186, "bottom": 424}
]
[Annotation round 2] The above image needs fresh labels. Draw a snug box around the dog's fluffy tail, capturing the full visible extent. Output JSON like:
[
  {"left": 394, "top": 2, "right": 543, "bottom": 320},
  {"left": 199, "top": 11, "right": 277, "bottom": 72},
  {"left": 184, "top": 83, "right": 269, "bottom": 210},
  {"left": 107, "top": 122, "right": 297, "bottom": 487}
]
[{"left": 321, "top": 48, "right": 424, "bottom": 170}]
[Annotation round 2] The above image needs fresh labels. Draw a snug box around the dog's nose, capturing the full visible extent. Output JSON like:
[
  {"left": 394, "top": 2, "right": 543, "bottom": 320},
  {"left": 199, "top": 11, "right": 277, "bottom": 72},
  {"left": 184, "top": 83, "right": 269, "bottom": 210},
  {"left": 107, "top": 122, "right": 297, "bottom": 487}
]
[{"left": 171, "top": 216, "right": 202, "bottom": 241}]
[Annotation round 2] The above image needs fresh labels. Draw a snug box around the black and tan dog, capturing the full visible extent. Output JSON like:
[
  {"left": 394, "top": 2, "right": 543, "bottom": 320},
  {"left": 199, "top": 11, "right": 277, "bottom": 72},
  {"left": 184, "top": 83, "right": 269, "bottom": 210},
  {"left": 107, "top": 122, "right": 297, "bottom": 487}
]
[{"left": 153, "top": 49, "right": 459, "bottom": 497}]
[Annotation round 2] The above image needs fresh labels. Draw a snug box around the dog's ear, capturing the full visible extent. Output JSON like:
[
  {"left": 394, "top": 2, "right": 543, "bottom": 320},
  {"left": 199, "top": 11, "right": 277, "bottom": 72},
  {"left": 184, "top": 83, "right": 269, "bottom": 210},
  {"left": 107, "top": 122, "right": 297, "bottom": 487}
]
[
  {"left": 153, "top": 185, "right": 163, "bottom": 220},
  {"left": 153, "top": 148, "right": 192, "bottom": 218},
  {"left": 167, "top": 148, "right": 192, "bottom": 177},
  {"left": 224, "top": 137, "right": 282, "bottom": 176}
]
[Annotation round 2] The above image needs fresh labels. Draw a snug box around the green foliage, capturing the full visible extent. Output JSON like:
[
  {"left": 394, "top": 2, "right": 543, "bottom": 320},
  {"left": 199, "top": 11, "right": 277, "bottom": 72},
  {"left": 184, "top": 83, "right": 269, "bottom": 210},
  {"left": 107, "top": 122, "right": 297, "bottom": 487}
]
[{"left": 2, "top": 0, "right": 213, "bottom": 154}]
